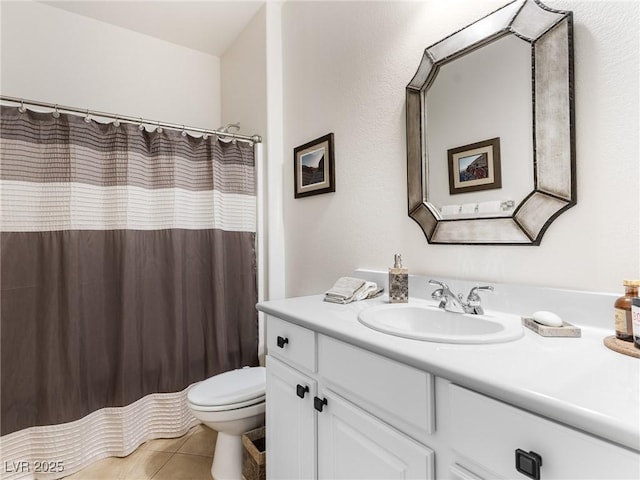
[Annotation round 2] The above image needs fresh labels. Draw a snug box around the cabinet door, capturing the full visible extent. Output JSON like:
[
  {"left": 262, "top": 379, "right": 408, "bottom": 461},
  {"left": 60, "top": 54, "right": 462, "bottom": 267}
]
[
  {"left": 317, "top": 390, "right": 434, "bottom": 480},
  {"left": 266, "top": 356, "right": 316, "bottom": 480}
]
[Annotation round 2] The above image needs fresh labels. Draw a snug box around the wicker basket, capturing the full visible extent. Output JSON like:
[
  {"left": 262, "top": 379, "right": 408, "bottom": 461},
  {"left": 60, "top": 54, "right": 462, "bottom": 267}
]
[{"left": 242, "top": 426, "right": 266, "bottom": 480}]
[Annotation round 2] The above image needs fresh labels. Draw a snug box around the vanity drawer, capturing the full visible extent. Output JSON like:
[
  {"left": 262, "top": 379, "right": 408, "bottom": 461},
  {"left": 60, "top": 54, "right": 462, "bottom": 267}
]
[
  {"left": 266, "top": 315, "right": 316, "bottom": 372},
  {"left": 317, "top": 334, "right": 434, "bottom": 444},
  {"left": 450, "top": 384, "right": 640, "bottom": 479}
]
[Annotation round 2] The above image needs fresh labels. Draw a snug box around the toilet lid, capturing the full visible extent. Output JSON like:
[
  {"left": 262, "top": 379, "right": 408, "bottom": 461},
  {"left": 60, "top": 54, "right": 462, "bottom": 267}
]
[{"left": 187, "top": 366, "right": 266, "bottom": 407}]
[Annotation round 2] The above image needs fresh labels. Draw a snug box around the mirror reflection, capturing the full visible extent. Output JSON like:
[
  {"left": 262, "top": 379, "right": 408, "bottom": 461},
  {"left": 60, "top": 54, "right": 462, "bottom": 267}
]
[{"left": 426, "top": 34, "right": 533, "bottom": 218}]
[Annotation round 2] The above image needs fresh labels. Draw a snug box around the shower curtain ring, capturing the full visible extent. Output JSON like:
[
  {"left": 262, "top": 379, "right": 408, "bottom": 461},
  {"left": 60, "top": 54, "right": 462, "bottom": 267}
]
[
  {"left": 84, "top": 109, "right": 91, "bottom": 123},
  {"left": 113, "top": 115, "right": 120, "bottom": 127},
  {"left": 156, "top": 121, "right": 163, "bottom": 134},
  {"left": 18, "top": 99, "right": 26, "bottom": 113},
  {"left": 181, "top": 126, "right": 187, "bottom": 137},
  {"left": 138, "top": 118, "right": 145, "bottom": 131},
  {"left": 52, "top": 105, "right": 60, "bottom": 118}
]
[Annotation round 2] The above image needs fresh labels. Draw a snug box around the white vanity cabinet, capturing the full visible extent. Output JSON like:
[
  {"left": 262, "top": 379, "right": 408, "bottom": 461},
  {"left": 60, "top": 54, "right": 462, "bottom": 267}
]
[
  {"left": 266, "top": 315, "right": 435, "bottom": 480},
  {"left": 448, "top": 384, "right": 640, "bottom": 480},
  {"left": 265, "top": 314, "right": 640, "bottom": 480}
]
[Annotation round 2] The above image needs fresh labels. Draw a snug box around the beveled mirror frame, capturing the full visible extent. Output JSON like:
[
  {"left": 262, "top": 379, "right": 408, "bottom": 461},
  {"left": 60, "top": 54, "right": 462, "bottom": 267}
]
[{"left": 406, "top": 0, "right": 575, "bottom": 245}]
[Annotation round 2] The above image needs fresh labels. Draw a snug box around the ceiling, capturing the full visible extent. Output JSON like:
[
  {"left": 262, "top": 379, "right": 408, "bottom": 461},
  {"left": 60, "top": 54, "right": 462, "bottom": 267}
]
[{"left": 40, "top": 1, "right": 266, "bottom": 56}]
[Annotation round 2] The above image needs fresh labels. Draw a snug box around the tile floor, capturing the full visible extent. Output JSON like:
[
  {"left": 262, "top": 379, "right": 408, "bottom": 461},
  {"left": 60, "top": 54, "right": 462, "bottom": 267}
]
[{"left": 63, "top": 425, "right": 216, "bottom": 480}]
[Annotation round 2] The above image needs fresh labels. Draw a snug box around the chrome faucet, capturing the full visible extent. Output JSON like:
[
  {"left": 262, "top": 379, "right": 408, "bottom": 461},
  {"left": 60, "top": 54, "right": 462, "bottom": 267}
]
[{"left": 428, "top": 280, "right": 494, "bottom": 315}]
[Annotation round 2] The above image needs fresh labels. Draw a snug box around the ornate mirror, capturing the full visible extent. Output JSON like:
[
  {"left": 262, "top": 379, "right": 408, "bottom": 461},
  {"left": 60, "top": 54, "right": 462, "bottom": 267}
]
[{"left": 406, "top": 0, "right": 575, "bottom": 245}]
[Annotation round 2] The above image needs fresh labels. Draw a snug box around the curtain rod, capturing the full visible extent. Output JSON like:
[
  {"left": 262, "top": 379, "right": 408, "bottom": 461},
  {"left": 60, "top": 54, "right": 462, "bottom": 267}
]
[{"left": 0, "top": 95, "right": 262, "bottom": 144}]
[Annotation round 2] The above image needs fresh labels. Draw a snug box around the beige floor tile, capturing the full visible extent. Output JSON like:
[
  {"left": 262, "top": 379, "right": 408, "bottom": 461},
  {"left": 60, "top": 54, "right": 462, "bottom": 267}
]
[
  {"left": 185, "top": 424, "right": 208, "bottom": 437},
  {"left": 177, "top": 426, "right": 217, "bottom": 457},
  {"left": 64, "top": 449, "right": 172, "bottom": 480},
  {"left": 151, "top": 453, "right": 212, "bottom": 480},
  {"left": 139, "top": 434, "right": 190, "bottom": 453}
]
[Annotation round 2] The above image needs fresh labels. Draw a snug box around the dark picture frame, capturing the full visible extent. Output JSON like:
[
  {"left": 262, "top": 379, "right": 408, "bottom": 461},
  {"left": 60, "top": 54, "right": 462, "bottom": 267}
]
[
  {"left": 294, "top": 133, "right": 335, "bottom": 198},
  {"left": 447, "top": 137, "right": 502, "bottom": 195}
]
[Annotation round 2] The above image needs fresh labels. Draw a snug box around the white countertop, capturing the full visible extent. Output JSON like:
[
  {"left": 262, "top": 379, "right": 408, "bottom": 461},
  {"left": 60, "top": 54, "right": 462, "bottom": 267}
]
[{"left": 257, "top": 294, "right": 640, "bottom": 452}]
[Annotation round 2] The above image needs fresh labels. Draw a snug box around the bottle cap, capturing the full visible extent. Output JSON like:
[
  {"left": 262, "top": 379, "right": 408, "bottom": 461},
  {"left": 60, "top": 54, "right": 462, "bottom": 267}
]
[
  {"left": 394, "top": 254, "right": 402, "bottom": 269},
  {"left": 623, "top": 280, "right": 640, "bottom": 287}
]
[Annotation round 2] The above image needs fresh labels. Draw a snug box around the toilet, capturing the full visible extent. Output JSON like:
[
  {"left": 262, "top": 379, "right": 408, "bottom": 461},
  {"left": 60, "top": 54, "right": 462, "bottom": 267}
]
[{"left": 187, "top": 366, "right": 266, "bottom": 480}]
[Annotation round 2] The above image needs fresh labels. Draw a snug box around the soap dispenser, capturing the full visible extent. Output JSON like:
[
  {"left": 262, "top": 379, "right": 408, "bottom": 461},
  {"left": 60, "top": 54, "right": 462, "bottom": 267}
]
[{"left": 389, "top": 254, "right": 408, "bottom": 303}]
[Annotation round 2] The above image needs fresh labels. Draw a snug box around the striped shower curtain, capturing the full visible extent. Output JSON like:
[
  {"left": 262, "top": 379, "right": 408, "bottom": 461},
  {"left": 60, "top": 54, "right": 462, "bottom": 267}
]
[{"left": 0, "top": 106, "right": 259, "bottom": 439}]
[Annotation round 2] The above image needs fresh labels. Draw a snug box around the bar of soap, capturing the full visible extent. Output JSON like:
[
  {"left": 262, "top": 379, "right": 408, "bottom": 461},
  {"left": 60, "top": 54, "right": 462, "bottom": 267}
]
[{"left": 532, "top": 310, "right": 563, "bottom": 327}]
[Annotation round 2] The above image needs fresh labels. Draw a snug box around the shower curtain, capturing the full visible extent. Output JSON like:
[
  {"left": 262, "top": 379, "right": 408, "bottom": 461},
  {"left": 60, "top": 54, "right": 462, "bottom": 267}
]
[{"left": 0, "top": 106, "right": 259, "bottom": 438}]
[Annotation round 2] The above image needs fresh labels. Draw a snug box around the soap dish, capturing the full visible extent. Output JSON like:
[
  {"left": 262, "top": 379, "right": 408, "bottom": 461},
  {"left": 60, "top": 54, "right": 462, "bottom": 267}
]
[{"left": 521, "top": 317, "right": 581, "bottom": 337}]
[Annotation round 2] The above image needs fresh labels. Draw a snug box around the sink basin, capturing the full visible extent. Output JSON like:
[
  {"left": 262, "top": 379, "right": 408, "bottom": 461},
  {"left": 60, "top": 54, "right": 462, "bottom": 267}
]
[{"left": 358, "top": 302, "right": 523, "bottom": 344}]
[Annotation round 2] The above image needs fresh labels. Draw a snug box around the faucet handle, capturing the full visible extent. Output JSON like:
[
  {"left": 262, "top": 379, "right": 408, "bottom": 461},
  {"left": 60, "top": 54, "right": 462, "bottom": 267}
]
[
  {"left": 469, "top": 284, "right": 494, "bottom": 294},
  {"left": 429, "top": 279, "right": 448, "bottom": 289},
  {"left": 467, "top": 285, "right": 494, "bottom": 307}
]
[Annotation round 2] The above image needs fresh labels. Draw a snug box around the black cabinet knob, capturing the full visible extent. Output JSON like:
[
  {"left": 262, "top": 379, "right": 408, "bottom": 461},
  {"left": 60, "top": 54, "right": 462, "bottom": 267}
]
[
  {"left": 296, "top": 384, "right": 309, "bottom": 399},
  {"left": 276, "top": 336, "right": 289, "bottom": 348},
  {"left": 515, "top": 449, "right": 543, "bottom": 480},
  {"left": 313, "top": 396, "right": 328, "bottom": 412}
]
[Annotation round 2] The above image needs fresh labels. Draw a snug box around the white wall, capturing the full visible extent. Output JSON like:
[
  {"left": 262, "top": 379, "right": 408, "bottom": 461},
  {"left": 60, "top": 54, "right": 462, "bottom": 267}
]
[
  {"left": 221, "top": 2, "right": 286, "bottom": 305},
  {"left": 221, "top": 4, "right": 288, "bottom": 363},
  {"left": 0, "top": 1, "right": 221, "bottom": 129},
  {"left": 281, "top": 0, "right": 640, "bottom": 297},
  {"left": 221, "top": 6, "right": 267, "bottom": 138}
]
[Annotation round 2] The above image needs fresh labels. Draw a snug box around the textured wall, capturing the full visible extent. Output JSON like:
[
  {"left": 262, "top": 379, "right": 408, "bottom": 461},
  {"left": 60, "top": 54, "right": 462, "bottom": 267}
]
[
  {"left": 281, "top": 0, "right": 639, "bottom": 296},
  {"left": 221, "top": 6, "right": 267, "bottom": 138},
  {"left": 0, "top": 1, "right": 221, "bottom": 129}
]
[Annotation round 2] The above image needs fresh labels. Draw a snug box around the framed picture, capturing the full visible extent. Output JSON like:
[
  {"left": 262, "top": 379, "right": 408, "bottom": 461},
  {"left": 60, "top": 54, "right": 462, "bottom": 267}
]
[
  {"left": 294, "top": 133, "right": 335, "bottom": 198},
  {"left": 448, "top": 137, "right": 502, "bottom": 195}
]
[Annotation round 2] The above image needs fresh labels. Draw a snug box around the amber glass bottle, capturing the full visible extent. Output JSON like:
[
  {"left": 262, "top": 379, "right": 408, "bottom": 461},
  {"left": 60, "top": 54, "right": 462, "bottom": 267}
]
[{"left": 614, "top": 280, "right": 640, "bottom": 341}]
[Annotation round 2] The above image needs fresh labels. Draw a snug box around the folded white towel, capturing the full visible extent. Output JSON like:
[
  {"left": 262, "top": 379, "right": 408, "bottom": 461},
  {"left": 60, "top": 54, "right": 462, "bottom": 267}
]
[
  {"left": 441, "top": 204, "right": 460, "bottom": 216},
  {"left": 460, "top": 203, "right": 476, "bottom": 214},
  {"left": 325, "top": 277, "right": 366, "bottom": 299},
  {"left": 477, "top": 200, "right": 502, "bottom": 214},
  {"left": 324, "top": 277, "right": 382, "bottom": 304}
]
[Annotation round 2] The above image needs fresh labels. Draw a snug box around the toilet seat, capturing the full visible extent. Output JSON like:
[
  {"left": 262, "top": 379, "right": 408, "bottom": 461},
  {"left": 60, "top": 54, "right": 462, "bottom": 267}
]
[
  {"left": 188, "top": 394, "right": 265, "bottom": 412},
  {"left": 187, "top": 366, "right": 265, "bottom": 410}
]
